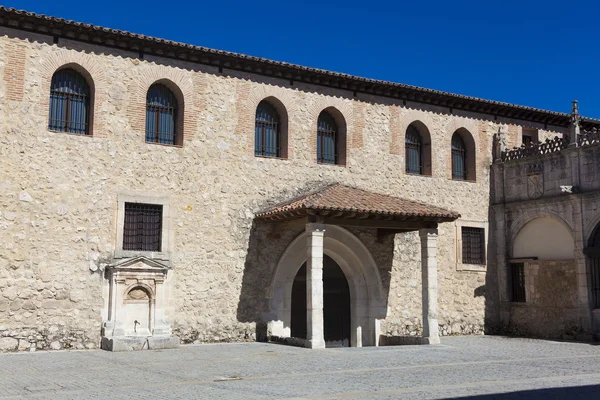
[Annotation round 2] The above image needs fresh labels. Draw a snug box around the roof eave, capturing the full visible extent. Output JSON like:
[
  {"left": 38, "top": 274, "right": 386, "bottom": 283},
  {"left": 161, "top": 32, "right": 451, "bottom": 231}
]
[{"left": 1, "top": 7, "right": 597, "bottom": 129}]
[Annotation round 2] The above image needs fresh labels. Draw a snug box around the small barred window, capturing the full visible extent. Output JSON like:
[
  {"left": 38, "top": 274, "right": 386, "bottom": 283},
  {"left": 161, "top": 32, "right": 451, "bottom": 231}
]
[
  {"left": 405, "top": 125, "right": 423, "bottom": 175},
  {"left": 48, "top": 68, "right": 91, "bottom": 135},
  {"left": 461, "top": 227, "right": 485, "bottom": 265},
  {"left": 317, "top": 111, "right": 338, "bottom": 164},
  {"left": 255, "top": 101, "right": 280, "bottom": 157},
  {"left": 509, "top": 263, "right": 526, "bottom": 302},
  {"left": 451, "top": 132, "right": 467, "bottom": 180},
  {"left": 123, "top": 203, "right": 163, "bottom": 252},
  {"left": 146, "top": 84, "right": 179, "bottom": 145}
]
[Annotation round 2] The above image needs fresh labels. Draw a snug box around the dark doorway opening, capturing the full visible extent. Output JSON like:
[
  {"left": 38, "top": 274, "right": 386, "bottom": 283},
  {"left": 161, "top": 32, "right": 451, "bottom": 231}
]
[{"left": 290, "top": 255, "right": 351, "bottom": 347}]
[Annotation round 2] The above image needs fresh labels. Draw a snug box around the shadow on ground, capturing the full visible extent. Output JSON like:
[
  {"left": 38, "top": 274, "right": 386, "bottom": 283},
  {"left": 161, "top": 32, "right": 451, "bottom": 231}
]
[{"left": 445, "top": 384, "right": 600, "bottom": 400}]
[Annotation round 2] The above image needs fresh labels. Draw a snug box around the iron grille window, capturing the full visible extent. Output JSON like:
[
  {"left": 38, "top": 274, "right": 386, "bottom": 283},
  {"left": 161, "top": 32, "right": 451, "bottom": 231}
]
[
  {"left": 255, "top": 101, "right": 280, "bottom": 157},
  {"left": 590, "top": 230, "right": 600, "bottom": 308},
  {"left": 146, "top": 84, "right": 178, "bottom": 145},
  {"left": 48, "top": 68, "right": 90, "bottom": 135},
  {"left": 451, "top": 132, "right": 467, "bottom": 180},
  {"left": 123, "top": 203, "right": 163, "bottom": 252},
  {"left": 405, "top": 125, "right": 423, "bottom": 174},
  {"left": 591, "top": 258, "right": 600, "bottom": 309},
  {"left": 509, "top": 262, "right": 526, "bottom": 302},
  {"left": 317, "top": 112, "right": 338, "bottom": 164},
  {"left": 462, "top": 227, "right": 485, "bottom": 265}
]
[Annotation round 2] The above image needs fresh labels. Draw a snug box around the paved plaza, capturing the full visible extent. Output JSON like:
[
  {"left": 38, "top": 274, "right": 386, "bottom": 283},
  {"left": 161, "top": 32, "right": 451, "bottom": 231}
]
[{"left": 1, "top": 336, "right": 600, "bottom": 399}]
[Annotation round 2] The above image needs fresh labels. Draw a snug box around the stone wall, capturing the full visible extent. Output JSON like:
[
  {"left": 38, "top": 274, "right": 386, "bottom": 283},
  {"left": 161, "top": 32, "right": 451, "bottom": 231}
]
[
  {"left": 0, "top": 27, "right": 567, "bottom": 350},
  {"left": 492, "top": 136, "right": 600, "bottom": 340},
  {"left": 505, "top": 260, "right": 580, "bottom": 339}
]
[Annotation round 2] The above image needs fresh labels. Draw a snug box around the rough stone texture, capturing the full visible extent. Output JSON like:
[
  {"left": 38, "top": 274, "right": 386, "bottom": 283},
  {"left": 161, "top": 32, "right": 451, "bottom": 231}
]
[
  {"left": 506, "top": 261, "right": 579, "bottom": 339},
  {"left": 0, "top": 27, "right": 569, "bottom": 350},
  {"left": 1, "top": 337, "right": 600, "bottom": 399},
  {"left": 492, "top": 138, "right": 600, "bottom": 340}
]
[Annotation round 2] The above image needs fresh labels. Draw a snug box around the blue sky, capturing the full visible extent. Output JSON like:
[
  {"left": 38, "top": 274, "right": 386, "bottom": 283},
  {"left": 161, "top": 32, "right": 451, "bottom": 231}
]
[{"left": 5, "top": 0, "right": 600, "bottom": 118}]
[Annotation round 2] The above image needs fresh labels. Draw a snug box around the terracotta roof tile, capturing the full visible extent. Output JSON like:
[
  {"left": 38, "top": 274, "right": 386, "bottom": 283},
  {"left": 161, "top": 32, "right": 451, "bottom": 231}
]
[
  {"left": 256, "top": 184, "right": 460, "bottom": 221},
  {"left": 1, "top": 7, "right": 598, "bottom": 127}
]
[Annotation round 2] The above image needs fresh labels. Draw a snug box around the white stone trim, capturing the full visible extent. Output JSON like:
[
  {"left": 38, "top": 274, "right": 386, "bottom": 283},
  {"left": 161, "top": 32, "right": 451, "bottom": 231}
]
[
  {"left": 455, "top": 219, "right": 489, "bottom": 272},
  {"left": 114, "top": 193, "right": 172, "bottom": 262},
  {"left": 266, "top": 224, "right": 386, "bottom": 347}
]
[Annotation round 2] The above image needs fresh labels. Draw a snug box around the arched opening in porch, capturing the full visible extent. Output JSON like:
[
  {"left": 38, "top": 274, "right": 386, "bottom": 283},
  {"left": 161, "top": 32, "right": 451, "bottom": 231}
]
[{"left": 291, "top": 255, "right": 351, "bottom": 347}]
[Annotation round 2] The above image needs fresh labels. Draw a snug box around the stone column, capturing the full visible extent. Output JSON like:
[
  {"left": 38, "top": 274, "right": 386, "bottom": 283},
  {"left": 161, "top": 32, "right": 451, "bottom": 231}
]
[
  {"left": 420, "top": 228, "right": 440, "bottom": 344},
  {"left": 306, "top": 223, "right": 326, "bottom": 349}
]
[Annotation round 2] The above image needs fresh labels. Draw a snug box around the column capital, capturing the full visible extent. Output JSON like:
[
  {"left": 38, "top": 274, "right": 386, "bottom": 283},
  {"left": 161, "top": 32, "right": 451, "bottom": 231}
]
[
  {"left": 306, "top": 223, "right": 326, "bottom": 233},
  {"left": 419, "top": 228, "right": 439, "bottom": 238}
]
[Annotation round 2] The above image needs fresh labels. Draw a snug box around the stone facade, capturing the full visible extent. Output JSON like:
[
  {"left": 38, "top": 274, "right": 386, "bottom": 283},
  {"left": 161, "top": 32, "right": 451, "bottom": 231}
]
[
  {"left": 492, "top": 127, "right": 600, "bottom": 340},
  {"left": 0, "top": 20, "right": 576, "bottom": 351}
]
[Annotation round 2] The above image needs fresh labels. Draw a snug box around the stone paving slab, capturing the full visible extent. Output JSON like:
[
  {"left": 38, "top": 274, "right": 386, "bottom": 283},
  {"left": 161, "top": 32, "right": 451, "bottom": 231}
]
[{"left": 1, "top": 336, "right": 600, "bottom": 399}]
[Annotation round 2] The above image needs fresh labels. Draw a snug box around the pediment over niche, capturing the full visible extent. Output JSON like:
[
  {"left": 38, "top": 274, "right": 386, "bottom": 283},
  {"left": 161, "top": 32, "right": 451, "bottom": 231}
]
[{"left": 108, "top": 256, "right": 170, "bottom": 273}]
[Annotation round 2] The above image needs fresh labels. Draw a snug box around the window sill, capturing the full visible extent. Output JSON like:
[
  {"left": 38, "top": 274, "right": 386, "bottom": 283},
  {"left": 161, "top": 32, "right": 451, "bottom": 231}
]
[
  {"left": 507, "top": 301, "right": 530, "bottom": 306},
  {"left": 48, "top": 129, "right": 93, "bottom": 137},
  {"left": 114, "top": 249, "right": 170, "bottom": 261},
  {"left": 317, "top": 161, "right": 346, "bottom": 167},
  {"left": 145, "top": 141, "right": 183, "bottom": 149},
  {"left": 451, "top": 178, "right": 477, "bottom": 183},
  {"left": 406, "top": 172, "right": 432, "bottom": 178},
  {"left": 456, "top": 263, "right": 486, "bottom": 272},
  {"left": 254, "top": 154, "right": 288, "bottom": 161}
]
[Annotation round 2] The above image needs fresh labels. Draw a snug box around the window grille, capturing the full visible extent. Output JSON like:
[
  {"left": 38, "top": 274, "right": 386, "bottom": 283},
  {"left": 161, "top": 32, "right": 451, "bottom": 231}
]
[
  {"left": 146, "top": 84, "right": 178, "bottom": 145},
  {"left": 462, "top": 227, "right": 485, "bottom": 265},
  {"left": 590, "top": 229, "right": 600, "bottom": 308},
  {"left": 123, "top": 203, "right": 163, "bottom": 252},
  {"left": 255, "top": 101, "right": 280, "bottom": 157},
  {"left": 405, "top": 125, "right": 423, "bottom": 174},
  {"left": 452, "top": 132, "right": 467, "bottom": 180},
  {"left": 48, "top": 68, "right": 90, "bottom": 134},
  {"left": 317, "top": 112, "right": 338, "bottom": 164},
  {"left": 509, "top": 262, "right": 526, "bottom": 302}
]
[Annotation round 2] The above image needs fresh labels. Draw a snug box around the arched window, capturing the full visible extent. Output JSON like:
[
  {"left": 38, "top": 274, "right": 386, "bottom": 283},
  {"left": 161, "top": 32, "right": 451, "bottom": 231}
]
[
  {"left": 405, "top": 125, "right": 423, "bottom": 174},
  {"left": 317, "top": 111, "right": 338, "bottom": 164},
  {"left": 255, "top": 101, "right": 280, "bottom": 157},
  {"left": 146, "top": 84, "right": 179, "bottom": 145},
  {"left": 48, "top": 68, "right": 91, "bottom": 135},
  {"left": 451, "top": 132, "right": 467, "bottom": 180}
]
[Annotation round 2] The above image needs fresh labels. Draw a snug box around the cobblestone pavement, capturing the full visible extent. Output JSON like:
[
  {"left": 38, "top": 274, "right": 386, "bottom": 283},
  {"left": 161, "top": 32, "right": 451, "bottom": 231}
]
[{"left": 1, "top": 336, "right": 600, "bottom": 399}]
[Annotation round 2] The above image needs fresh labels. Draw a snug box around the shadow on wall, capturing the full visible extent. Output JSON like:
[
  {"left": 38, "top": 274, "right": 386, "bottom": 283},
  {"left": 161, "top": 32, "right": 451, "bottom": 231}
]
[
  {"left": 235, "top": 219, "right": 396, "bottom": 345},
  {"left": 236, "top": 220, "right": 303, "bottom": 342},
  {"left": 484, "top": 167, "right": 501, "bottom": 335},
  {"left": 445, "top": 385, "right": 600, "bottom": 399}
]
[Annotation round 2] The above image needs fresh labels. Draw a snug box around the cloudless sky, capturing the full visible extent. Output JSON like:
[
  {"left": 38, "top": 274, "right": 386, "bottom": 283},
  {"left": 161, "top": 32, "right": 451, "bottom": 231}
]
[{"left": 5, "top": 0, "right": 600, "bottom": 117}]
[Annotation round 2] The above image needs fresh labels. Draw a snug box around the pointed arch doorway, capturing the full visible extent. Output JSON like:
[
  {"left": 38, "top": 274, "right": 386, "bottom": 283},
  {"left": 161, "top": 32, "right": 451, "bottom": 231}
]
[{"left": 291, "top": 255, "right": 351, "bottom": 347}]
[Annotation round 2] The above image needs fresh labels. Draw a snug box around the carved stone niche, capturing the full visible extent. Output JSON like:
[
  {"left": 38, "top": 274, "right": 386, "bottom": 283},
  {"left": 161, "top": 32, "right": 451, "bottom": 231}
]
[{"left": 101, "top": 256, "right": 179, "bottom": 351}]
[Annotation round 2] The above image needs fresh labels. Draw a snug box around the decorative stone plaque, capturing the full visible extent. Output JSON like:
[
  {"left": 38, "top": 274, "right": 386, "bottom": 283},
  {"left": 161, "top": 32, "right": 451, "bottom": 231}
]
[{"left": 527, "top": 163, "right": 544, "bottom": 200}]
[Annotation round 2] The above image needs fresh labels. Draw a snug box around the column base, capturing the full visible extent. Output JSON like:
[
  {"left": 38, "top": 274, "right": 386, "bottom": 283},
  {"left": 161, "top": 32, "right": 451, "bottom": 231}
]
[
  {"left": 306, "top": 338, "right": 326, "bottom": 349},
  {"left": 421, "top": 336, "right": 440, "bottom": 345}
]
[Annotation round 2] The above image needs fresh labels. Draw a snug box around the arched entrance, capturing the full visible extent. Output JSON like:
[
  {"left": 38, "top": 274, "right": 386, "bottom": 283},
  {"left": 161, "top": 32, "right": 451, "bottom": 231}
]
[
  {"left": 291, "top": 255, "right": 351, "bottom": 347},
  {"left": 266, "top": 225, "right": 387, "bottom": 347}
]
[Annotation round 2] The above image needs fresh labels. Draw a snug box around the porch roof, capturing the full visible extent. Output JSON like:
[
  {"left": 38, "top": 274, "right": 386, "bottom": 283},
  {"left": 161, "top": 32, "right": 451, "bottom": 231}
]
[{"left": 256, "top": 184, "right": 460, "bottom": 226}]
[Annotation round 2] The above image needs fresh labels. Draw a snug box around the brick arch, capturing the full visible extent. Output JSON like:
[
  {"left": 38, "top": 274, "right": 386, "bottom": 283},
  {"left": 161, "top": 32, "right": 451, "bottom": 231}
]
[
  {"left": 307, "top": 97, "right": 353, "bottom": 166},
  {"left": 391, "top": 110, "right": 435, "bottom": 175},
  {"left": 128, "top": 65, "right": 195, "bottom": 144},
  {"left": 390, "top": 109, "right": 435, "bottom": 154},
  {"left": 237, "top": 84, "right": 297, "bottom": 158},
  {"left": 508, "top": 210, "right": 574, "bottom": 257},
  {"left": 39, "top": 50, "right": 109, "bottom": 137},
  {"left": 446, "top": 119, "right": 479, "bottom": 181}
]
